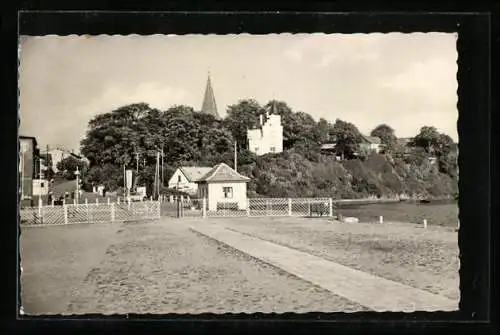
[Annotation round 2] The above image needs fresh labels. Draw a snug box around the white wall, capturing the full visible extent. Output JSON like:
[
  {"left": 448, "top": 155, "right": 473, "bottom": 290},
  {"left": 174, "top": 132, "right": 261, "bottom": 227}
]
[
  {"left": 32, "top": 179, "right": 49, "bottom": 196},
  {"left": 360, "top": 143, "right": 381, "bottom": 153},
  {"left": 167, "top": 169, "right": 199, "bottom": 195},
  {"left": 206, "top": 182, "right": 247, "bottom": 211},
  {"left": 49, "top": 149, "right": 67, "bottom": 173},
  {"left": 247, "top": 115, "right": 283, "bottom": 156}
]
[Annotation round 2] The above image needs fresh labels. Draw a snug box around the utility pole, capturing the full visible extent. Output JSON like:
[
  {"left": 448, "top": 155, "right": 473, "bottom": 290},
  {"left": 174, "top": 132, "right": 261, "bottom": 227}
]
[
  {"left": 161, "top": 145, "right": 164, "bottom": 187},
  {"left": 135, "top": 152, "right": 139, "bottom": 173},
  {"left": 234, "top": 140, "right": 238, "bottom": 172},
  {"left": 75, "top": 166, "right": 80, "bottom": 204}
]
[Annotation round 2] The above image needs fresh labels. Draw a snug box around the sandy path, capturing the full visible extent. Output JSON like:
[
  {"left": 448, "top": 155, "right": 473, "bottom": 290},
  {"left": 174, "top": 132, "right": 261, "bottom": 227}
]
[
  {"left": 211, "top": 217, "right": 460, "bottom": 301},
  {"left": 66, "top": 221, "right": 369, "bottom": 314}
]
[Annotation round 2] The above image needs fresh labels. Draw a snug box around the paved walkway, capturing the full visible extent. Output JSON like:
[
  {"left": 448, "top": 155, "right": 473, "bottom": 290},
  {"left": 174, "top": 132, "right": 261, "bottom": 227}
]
[{"left": 187, "top": 221, "right": 458, "bottom": 312}]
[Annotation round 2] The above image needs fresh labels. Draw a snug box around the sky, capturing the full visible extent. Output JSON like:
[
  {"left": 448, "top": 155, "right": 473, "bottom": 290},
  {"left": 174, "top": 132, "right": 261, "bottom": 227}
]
[{"left": 18, "top": 33, "right": 458, "bottom": 152}]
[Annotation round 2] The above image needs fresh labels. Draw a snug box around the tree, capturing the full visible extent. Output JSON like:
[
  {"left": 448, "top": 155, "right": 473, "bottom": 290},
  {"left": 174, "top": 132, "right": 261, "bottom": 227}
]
[
  {"left": 411, "top": 126, "right": 441, "bottom": 154},
  {"left": 224, "top": 99, "right": 264, "bottom": 150},
  {"left": 56, "top": 156, "right": 88, "bottom": 180},
  {"left": 370, "top": 124, "right": 397, "bottom": 153},
  {"left": 331, "top": 119, "right": 363, "bottom": 159}
]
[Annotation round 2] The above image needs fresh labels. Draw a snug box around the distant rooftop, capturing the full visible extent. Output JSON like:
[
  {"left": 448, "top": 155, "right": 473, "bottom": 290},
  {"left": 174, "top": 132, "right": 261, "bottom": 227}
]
[
  {"left": 179, "top": 166, "right": 213, "bottom": 182},
  {"left": 197, "top": 163, "right": 251, "bottom": 183}
]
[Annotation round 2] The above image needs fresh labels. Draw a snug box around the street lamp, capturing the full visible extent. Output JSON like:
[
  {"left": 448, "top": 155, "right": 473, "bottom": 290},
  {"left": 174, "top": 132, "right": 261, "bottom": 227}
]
[{"left": 75, "top": 166, "right": 80, "bottom": 204}]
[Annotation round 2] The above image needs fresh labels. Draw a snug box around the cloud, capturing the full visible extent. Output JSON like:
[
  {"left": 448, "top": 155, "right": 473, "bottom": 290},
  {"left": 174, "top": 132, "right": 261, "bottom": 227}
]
[{"left": 378, "top": 58, "right": 457, "bottom": 107}]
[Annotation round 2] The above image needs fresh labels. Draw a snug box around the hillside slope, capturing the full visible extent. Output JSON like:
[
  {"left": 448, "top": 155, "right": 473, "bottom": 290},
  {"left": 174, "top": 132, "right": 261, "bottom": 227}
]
[{"left": 239, "top": 152, "right": 458, "bottom": 199}]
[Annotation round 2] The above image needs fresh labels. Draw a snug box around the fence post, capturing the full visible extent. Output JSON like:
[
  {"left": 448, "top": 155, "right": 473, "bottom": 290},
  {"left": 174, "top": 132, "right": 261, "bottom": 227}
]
[
  {"left": 96, "top": 198, "right": 99, "bottom": 205},
  {"left": 329, "top": 198, "right": 333, "bottom": 217},
  {"left": 379, "top": 216, "right": 384, "bottom": 224},
  {"left": 63, "top": 205, "right": 68, "bottom": 224},
  {"left": 110, "top": 203, "right": 115, "bottom": 222},
  {"left": 85, "top": 199, "right": 89, "bottom": 224},
  {"left": 117, "top": 196, "right": 120, "bottom": 204},
  {"left": 38, "top": 198, "right": 43, "bottom": 224},
  {"left": 128, "top": 197, "right": 131, "bottom": 211},
  {"left": 202, "top": 198, "right": 207, "bottom": 218},
  {"left": 288, "top": 198, "right": 292, "bottom": 216},
  {"left": 62, "top": 198, "right": 66, "bottom": 206},
  {"left": 73, "top": 198, "right": 76, "bottom": 205},
  {"left": 423, "top": 219, "right": 428, "bottom": 229},
  {"left": 246, "top": 199, "right": 250, "bottom": 217},
  {"left": 107, "top": 197, "right": 110, "bottom": 205},
  {"left": 51, "top": 199, "right": 55, "bottom": 207}
]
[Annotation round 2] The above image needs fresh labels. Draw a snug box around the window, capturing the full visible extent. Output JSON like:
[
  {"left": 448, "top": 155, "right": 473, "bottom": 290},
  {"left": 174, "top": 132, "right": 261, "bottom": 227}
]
[
  {"left": 270, "top": 147, "right": 276, "bottom": 153},
  {"left": 178, "top": 175, "right": 181, "bottom": 182},
  {"left": 223, "top": 187, "right": 233, "bottom": 199},
  {"left": 40, "top": 182, "right": 44, "bottom": 188}
]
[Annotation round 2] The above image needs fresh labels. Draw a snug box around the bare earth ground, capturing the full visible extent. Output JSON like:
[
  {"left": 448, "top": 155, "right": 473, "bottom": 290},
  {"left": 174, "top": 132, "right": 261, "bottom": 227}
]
[
  {"left": 20, "top": 223, "right": 123, "bottom": 314},
  {"left": 21, "top": 221, "right": 368, "bottom": 315},
  {"left": 212, "top": 217, "right": 460, "bottom": 302}
]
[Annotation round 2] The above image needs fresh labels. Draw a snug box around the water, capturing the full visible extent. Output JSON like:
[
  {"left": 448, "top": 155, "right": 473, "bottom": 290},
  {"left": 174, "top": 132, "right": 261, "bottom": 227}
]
[{"left": 336, "top": 201, "right": 459, "bottom": 227}]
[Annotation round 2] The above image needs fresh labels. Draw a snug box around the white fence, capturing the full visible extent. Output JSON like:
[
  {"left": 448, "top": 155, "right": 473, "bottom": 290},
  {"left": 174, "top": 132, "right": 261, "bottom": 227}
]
[
  {"left": 168, "top": 197, "right": 334, "bottom": 218},
  {"left": 20, "top": 201, "right": 161, "bottom": 226}
]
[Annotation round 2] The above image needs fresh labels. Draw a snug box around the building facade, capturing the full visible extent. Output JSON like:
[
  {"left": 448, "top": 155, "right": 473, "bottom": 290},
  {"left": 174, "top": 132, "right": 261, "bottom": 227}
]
[
  {"left": 196, "top": 163, "right": 251, "bottom": 211},
  {"left": 359, "top": 135, "right": 382, "bottom": 154},
  {"left": 247, "top": 103, "right": 284, "bottom": 156},
  {"left": 19, "top": 136, "right": 38, "bottom": 204},
  {"left": 168, "top": 166, "right": 213, "bottom": 195}
]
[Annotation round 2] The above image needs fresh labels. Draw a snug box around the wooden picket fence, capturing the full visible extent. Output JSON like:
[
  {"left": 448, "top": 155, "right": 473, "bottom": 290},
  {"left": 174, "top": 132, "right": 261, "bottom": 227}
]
[{"left": 19, "top": 200, "right": 161, "bottom": 226}]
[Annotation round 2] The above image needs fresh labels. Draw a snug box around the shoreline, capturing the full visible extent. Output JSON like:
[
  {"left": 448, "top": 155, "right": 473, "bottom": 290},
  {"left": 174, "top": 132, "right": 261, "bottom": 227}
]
[{"left": 333, "top": 197, "right": 456, "bottom": 206}]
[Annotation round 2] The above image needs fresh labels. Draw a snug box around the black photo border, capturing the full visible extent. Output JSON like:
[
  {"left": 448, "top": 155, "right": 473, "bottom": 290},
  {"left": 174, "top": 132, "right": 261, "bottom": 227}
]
[{"left": 2, "top": 3, "right": 495, "bottom": 335}]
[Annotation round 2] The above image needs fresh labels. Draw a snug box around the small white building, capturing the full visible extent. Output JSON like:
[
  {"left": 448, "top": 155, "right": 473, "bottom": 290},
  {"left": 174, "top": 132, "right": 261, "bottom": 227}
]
[
  {"left": 168, "top": 166, "right": 213, "bottom": 195},
  {"left": 359, "top": 135, "right": 382, "bottom": 154},
  {"left": 196, "top": 163, "right": 251, "bottom": 211},
  {"left": 247, "top": 102, "right": 283, "bottom": 156},
  {"left": 32, "top": 179, "right": 49, "bottom": 196}
]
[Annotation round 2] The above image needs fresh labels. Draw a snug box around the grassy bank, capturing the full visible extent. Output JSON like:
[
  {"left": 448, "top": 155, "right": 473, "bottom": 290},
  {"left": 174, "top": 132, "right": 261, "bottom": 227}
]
[{"left": 335, "top": 202, "right": 459, "bottom": 228}]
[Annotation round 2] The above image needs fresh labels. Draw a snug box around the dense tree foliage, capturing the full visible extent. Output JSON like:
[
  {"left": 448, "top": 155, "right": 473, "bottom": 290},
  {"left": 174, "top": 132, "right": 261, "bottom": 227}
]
[
  {"left": 56, "top": 155, "right": 89, "bottom": 180},
  {"left": 330, "top": 119, "right": 363, "bottom": 159},
  {"left": 78, "top": 99, "right": 458, "bottom": 199},
  {"left": 370, "top": 124, "right": 397, "bottom": 153}
]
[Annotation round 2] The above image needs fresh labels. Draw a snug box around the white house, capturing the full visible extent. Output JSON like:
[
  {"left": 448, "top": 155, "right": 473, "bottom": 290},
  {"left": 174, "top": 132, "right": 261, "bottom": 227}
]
[
  {"left": 247, "top": 102, "right": 283, "bottom": 156},
  {"left": 168, "top": 166, "right": 213, "bottom": 195},
  {"left": 195, "top": 163, "right": 251, "bottom": 211},
  {"left": 359, "top": 135, "right": 382, "bottom": 154}
]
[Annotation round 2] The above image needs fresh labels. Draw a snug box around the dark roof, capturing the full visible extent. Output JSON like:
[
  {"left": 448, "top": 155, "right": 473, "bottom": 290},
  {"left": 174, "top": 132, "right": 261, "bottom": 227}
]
[
  {"left": 201, "top": 73, "right": 219, "bottom": 118},
  {"left": 179, "top": 166, "right": 213, "bottom": 182},
  {"left": 197, "top": 163, "right": 251, "bottom": 183}
]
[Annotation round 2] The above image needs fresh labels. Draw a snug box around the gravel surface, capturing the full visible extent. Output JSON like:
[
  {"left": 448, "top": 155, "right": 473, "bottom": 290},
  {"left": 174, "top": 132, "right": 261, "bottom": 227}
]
[
  {"left": 62, "top": 221, "right": 368, "bottom": 314},
  {"left": 213, "top": 217, "right": 460, "bottom": 302},
  {"left": 20, "top": 223, "right": 123, "bottom": 315}
]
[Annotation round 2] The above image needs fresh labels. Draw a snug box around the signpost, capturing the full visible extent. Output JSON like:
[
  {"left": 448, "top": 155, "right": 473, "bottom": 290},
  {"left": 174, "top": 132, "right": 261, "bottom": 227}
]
[{"left": 126, "top": 169, "right": 133, "bottom": 201}]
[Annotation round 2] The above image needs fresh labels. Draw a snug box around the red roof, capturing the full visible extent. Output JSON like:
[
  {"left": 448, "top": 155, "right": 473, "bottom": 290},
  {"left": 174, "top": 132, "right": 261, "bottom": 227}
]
[{"left": 197, "top": 163, "right": 251, "bottom": 183}]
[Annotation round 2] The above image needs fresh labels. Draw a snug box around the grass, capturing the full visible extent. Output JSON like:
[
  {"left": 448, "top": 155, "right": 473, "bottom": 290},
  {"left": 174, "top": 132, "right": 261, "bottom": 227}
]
[
  {"left": 211, "top": 217, "right": 459, "bottom": 302},
  {"left": 336, "top": 202, "right": 459, "bottom": 228}
]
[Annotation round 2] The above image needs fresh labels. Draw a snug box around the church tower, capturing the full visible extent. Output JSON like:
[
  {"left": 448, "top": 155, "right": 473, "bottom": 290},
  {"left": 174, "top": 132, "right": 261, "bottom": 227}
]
[{"left": 201, "top": 72, "right": 219, "bottom": 118}]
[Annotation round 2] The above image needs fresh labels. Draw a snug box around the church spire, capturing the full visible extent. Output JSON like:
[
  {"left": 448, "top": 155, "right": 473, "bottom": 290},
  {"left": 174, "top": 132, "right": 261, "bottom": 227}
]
[{"left": 201, "top": 72, "right": 219, "bottom": 118}]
